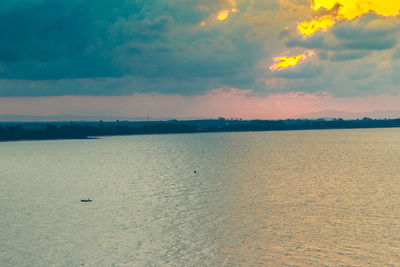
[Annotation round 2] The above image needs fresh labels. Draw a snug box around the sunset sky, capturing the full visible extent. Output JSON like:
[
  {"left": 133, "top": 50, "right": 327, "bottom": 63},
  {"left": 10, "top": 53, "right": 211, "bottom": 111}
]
[{"left": 2, "top": 0, "right": 400, "bottom": 120}]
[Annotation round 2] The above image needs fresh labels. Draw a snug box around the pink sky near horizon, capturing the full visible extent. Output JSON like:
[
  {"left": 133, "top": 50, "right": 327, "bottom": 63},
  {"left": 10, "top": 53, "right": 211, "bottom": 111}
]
[{"left": 1, "top": 88, "right": 400, "bottom": 120}]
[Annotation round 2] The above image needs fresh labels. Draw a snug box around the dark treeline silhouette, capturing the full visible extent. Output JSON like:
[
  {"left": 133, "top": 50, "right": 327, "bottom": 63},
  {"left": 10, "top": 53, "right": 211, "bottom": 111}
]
[
  {"left": 1, "top": 118, "right": 400, "bottom": 141},
  {"left": 0, "top": 122, "right": 197, "bottom": 141}
]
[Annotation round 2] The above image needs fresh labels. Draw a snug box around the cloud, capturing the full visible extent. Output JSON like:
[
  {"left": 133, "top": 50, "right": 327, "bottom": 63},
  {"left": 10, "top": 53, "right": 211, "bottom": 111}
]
[
  {"left": 393, "top": 48, "right": 400, "bottom": 59},
  {"left": 330, "top": 51, "right": 370, "bottom": 61},
  {"left": 270, "top": 55, "right": 307, "bottom": 70},
  {"left": 1, "top": 0, "right": 400, "bottom": 100},
  {"left": 296, "top": 0, "right": 400, "bottom": 35},
  {"left": 271, "top": 63, "right": 323, "bottom": 79},
  {"left": 286, "top": 34, "right": 331, "bottom": 50},
  {"left": 287, "top": 19, "right": 399, "bottom": 51},
  {"left": 341, "top": 38, "right": 397, "bottom": 50},
  {"left": 0, "top": 0, "right": 141, "bottom": 79},
  {"left": 332, "top": 22, "right": 397, "bottom": 41},
  {"left": 0, "top": 0, "right": 266, "bottom": 96},
  {"left": 333, "top": 22, "right": 398, "bottom": 50}
]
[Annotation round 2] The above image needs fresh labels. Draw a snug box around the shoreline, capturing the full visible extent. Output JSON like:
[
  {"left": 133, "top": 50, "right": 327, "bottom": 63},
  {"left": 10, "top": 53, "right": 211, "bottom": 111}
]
[{"left": 1, "top": 124, "right": 400, "bottom": 142}]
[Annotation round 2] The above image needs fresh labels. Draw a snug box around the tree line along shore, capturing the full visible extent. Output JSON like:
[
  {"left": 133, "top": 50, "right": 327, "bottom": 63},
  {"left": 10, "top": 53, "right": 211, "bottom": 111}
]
[{"left": 1, "top": 118, "right": 400, "bottom": 141}]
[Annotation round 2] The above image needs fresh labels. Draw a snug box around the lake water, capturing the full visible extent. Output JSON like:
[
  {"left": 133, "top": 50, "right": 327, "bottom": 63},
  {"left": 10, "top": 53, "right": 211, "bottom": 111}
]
[{"left": 1, "top": 129, "right": 399, "bottom": 266}]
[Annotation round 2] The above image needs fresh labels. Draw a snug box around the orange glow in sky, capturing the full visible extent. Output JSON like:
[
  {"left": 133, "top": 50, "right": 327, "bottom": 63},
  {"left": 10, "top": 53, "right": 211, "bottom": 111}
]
[{"left": 298, "top": 0, "right": 400, "bottom": 35}]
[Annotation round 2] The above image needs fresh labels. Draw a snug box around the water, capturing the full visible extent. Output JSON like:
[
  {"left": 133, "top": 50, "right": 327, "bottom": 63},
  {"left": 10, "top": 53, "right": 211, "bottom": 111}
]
[{"left": 1, "top": 129, "right": 399, "bottom": 266}]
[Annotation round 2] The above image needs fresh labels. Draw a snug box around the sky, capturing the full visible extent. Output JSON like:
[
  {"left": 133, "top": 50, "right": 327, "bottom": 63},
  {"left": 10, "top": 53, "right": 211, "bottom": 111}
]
[{"left": 1, "top": 0, "right": 400, "bottom": 120}]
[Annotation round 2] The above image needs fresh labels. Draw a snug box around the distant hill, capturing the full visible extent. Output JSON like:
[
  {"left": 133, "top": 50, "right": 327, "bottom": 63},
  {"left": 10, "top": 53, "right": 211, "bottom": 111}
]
[{"left": 300, "top": 110, "right": 400, "bottom": 120}]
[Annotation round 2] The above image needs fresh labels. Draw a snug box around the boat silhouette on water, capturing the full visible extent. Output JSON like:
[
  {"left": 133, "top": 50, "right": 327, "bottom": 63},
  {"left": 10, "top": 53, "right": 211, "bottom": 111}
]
[{"left": 81, "top": 199, "right": 92, "bottom": 202}]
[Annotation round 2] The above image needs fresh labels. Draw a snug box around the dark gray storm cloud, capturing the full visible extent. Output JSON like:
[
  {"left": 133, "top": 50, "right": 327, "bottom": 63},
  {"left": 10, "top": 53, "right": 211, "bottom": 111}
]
[
  {"left": 286, "top": 34, "right": 331, "bottom": 50},
  {"left": 1, "top": 0, "right": 400, "bottom": 98},
  {"left": 0, "top": 0, "right": 263, "bottom": 96},
  {"left": 333, "top": 22, "right": 398, "bottom": 50},
  {"left": 330, "top": 51, "right": 370, "bottom": 61}
]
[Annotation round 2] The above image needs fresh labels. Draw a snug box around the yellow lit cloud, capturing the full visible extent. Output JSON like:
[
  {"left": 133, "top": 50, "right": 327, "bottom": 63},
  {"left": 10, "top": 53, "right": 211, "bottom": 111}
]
[
  {"left": 216, "top": 0, "right": 238, "bottom": 21},
  {"left": 298, "top": 15, "right": 335, "bottom": 36},
  {"left": 217, "top": 10, "right": 230, "bottom": 21},
  {"left": 197, "top": 0, "right": 239, "bottom": 26},
  {"left": 298, "top": 0, "right": 400, "bottom": 35},
  {"left": 270, "top": 54, "right": 307, "bottom": 70}
]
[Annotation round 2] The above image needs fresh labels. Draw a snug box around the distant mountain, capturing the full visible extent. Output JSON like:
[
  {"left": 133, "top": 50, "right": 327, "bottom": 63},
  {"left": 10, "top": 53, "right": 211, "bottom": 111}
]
[{"left": 299, "top": 110, "right": 400, "bottom": 120}]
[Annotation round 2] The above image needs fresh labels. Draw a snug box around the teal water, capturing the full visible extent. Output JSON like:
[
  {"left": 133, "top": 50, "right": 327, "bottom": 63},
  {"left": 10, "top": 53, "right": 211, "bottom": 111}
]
[{"left": 1, "top": 129, "right": 399, "bottom": 266}]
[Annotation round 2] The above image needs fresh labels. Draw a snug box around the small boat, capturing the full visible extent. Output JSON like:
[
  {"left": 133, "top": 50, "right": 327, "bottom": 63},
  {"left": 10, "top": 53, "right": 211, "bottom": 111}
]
[{"left": 81, "top": 199, "right": 93, "bottom": 202}]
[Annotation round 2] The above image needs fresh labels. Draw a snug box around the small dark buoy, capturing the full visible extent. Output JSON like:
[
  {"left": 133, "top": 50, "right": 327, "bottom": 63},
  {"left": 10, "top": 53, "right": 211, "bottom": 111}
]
[{"left": 194, "top": 170, "right": 197, "bottom": 174}]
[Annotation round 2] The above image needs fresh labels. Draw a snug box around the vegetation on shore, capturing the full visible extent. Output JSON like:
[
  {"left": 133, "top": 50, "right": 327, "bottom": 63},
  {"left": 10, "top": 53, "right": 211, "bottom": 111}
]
[{"left": 1, "top": 118, "right": 400, "bottom": 141}]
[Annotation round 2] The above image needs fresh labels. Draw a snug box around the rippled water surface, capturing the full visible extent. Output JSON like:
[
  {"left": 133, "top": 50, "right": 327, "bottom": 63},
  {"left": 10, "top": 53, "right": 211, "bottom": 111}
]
[{"left": 1, "top": 129, "right": 400, "bottom": 266}]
